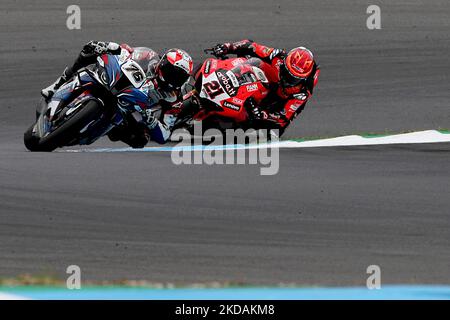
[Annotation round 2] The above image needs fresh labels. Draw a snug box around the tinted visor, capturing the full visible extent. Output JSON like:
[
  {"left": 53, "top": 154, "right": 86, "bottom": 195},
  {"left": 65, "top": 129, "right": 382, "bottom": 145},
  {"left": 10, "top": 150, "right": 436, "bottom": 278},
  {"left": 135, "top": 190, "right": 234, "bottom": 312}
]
[
  {"left": 159, "top": 60, "right": 189, "bottom": 89},
  {"left": 279, "top": 64, "right": 305, "bottom": 87}
]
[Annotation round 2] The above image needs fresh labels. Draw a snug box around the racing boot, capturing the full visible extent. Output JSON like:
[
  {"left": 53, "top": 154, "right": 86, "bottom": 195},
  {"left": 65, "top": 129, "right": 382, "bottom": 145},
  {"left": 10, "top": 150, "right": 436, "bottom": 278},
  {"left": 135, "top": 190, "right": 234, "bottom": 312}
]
[
  {"left": 107, "top": 123, "right": 150, "bottom": 148},
  {"left": 41, "top": 67, "right": 72, "bottom": 100}
]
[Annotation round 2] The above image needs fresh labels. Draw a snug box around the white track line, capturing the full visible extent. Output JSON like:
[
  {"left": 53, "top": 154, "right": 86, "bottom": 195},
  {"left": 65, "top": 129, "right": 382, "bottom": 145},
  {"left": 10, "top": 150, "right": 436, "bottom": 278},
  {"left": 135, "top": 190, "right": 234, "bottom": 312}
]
[
  {"left": 277, "top": 130, "right": 450, "bottom": 148},
  {"left": 65, "top": 130, "right": 450, "bottom": 153}
]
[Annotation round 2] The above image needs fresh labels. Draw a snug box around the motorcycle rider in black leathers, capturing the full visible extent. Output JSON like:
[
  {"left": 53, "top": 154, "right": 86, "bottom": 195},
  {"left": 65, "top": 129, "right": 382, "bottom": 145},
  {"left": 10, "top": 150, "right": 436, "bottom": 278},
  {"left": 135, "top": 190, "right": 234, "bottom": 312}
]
[{"left": 41, "top": 41, "right": 194, "bottom": 147}]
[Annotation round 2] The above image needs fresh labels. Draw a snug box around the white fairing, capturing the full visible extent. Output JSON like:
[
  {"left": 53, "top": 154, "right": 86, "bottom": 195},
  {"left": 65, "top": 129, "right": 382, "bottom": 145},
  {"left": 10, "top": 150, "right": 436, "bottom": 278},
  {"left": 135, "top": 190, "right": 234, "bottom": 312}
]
[
  {"left": 48, "top": 100, "right": 60, "bottom": 118},
  {"left": 120, "top": 60, "right": 146, "bottom": 88},
  {"left": 199, "top": 72, "right": 230, "bottom": 106}
]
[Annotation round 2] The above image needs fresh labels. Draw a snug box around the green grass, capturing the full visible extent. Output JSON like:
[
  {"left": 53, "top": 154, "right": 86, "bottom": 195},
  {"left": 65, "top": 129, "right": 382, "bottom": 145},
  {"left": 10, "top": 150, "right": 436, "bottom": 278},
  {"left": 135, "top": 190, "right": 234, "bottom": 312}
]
[
  {"left": 0, "top": 274, "right": 62, "bottom": 287},
  {"left": 0, "top": 274, "right": 316, "bottom": 289},
  {"left": 0, "top": 275, "right": 264, "bottom": 289}
]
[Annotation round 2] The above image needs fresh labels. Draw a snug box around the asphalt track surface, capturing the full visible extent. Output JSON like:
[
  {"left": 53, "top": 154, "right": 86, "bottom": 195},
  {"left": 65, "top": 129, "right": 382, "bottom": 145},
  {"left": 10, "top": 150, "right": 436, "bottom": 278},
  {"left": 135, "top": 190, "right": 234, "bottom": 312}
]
[{"left": 0, "top": 0, "right": 449, "bottom": 286}]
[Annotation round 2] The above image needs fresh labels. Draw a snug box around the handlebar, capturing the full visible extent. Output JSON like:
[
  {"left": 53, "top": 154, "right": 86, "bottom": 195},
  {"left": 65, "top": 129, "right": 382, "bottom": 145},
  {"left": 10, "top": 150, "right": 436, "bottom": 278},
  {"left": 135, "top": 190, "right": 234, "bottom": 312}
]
[{"left": 203, "top": 48, "right": 228, "bottom": 60}]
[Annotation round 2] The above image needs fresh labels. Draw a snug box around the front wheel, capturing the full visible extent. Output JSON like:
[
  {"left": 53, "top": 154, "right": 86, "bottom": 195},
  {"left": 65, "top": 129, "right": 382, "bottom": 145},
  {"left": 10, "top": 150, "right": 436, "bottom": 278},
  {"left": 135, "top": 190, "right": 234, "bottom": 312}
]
[
  {"left": 23, "top": 124, "right": 41, "bottom": 151},
  {"left": 24, "top": 100, "right": 103, "bottom": 152}
]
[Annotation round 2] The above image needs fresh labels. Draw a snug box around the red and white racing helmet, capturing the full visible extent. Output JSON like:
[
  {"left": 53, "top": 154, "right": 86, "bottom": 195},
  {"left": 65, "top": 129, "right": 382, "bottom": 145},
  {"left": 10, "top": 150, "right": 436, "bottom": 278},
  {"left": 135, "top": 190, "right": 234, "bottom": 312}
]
[
  {"left": 280, "top": 47, "right": 315, "bottom": 87},
  {"left": 156, "top": 48, "right": 193, "bottom": 90}
]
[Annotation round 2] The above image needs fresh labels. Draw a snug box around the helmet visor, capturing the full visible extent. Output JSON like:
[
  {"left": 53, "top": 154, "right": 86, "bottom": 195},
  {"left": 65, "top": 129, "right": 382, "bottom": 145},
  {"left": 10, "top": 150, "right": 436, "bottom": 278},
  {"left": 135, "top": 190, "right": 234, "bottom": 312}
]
[
  {"left": 279, "top": 64, "right": 306, "bottom": 88},
  {"left": 159, "top": 61, "right": 189, "bottom": 89}
]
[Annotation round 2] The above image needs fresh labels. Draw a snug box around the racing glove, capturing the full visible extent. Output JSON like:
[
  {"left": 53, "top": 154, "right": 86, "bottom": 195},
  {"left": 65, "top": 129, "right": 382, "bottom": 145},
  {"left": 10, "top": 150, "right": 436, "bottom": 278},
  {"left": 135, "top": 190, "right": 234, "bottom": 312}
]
[
  {"left": 145, "top": 112, "right": 159, "bottom": 130},
  {"left": 245, "top": 98, "right": 262, "bottom": 120},
  {"left": 143, "top": 109, "right": 173, "bottom": 144},
  {"left": 81, "top": 41, "right": 121, "bottom": 57},
  {"left": 211, "top": 43, "right": 233, "bottom": 57}
]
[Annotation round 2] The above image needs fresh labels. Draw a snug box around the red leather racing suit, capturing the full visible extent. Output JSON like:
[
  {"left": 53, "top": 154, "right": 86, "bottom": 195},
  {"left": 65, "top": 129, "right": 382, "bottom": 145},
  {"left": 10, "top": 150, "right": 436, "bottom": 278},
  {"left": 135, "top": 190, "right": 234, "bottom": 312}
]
[{"left": 225, "top": 40, "right": 320, "bottom": 133}]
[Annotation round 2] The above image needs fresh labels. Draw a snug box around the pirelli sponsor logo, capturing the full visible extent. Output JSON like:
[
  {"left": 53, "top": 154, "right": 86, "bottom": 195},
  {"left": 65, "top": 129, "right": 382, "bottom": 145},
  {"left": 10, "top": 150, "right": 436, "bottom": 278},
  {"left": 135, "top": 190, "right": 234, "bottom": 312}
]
[
  {"left": 204, "top": 60, "right": 211, "bottom": 74},
  {"left": 223, "top": 101, "right": 241, "bottom": 111},
  {"left": 203, "top": 60, "right": 211, "bottom": 74}
]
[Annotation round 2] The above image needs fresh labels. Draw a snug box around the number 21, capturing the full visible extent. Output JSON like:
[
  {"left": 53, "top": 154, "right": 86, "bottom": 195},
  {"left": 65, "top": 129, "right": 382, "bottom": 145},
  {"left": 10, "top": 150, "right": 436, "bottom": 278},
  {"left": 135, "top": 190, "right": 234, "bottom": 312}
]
[{"left": 204, "top": 81, "right": 224, "bottom": 99}]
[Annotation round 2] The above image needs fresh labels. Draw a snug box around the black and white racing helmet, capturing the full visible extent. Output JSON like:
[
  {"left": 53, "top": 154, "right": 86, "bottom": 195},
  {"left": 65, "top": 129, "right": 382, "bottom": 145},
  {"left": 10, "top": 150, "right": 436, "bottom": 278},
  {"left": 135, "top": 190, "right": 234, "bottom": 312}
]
[{"left": 155, "top": 48, "right": 193, "bottom": 90}]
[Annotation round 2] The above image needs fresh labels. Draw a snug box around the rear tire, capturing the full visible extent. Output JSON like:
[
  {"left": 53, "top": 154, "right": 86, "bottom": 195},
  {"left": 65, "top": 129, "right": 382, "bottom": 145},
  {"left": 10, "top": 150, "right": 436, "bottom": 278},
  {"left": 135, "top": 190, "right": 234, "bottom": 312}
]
[{"left": 24, "top": 100, "right": 103, "bottom": 152}]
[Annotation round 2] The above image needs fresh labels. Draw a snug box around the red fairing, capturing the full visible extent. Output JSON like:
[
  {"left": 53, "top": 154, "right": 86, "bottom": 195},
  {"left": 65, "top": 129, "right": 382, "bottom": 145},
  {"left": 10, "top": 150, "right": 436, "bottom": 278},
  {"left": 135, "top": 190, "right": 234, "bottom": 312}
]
[
  {"left": 195, "top": 57, "right": 271, "bottom": 123},
  {"left": 101, "top": 54, "right": 109, "bottom": 65},
  {"left": 193, "top": 40, "right": 319, "bottom": 130}
]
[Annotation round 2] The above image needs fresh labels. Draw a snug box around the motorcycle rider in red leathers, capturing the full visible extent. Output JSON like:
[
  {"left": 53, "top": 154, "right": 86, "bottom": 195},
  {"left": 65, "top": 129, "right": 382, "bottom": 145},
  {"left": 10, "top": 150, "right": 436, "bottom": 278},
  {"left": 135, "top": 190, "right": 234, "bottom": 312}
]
[
  {"left": 210, "top": 40, "right": 320, "bottom": 136},
  {"left": 41, "top": 41, "right": 193, "bottom": 147}
]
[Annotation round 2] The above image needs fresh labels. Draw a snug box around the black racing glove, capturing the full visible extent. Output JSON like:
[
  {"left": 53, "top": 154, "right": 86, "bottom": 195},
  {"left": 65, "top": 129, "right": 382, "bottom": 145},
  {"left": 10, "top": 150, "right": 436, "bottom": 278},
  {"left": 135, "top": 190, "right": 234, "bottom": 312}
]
[
  {"left": 81, "top": 41, "right": 121, "bottom": 56},
  {"left": 211, "top": 43, "right": 233, "bottom": 57},
  {"left": 246, "top": 98, "right": 266, "bottom": 121},
  {"left": 143, "top": 108, "right": 159, "bottom": 130}
]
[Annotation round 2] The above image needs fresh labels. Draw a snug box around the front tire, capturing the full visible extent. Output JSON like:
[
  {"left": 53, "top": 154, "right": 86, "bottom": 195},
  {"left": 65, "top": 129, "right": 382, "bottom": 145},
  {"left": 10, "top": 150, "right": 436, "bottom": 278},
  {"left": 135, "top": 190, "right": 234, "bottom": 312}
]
[
  {"left": 24, "top": 100, "right": 103, "bottom": 152},
  {"left": 23, "top": 125, "right": 41, "bottom": 152}
]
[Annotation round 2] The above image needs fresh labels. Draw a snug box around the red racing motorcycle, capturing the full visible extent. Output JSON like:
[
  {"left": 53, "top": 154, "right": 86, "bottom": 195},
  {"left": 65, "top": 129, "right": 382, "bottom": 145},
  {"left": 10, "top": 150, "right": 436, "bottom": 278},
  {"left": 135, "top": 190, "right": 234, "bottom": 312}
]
[{"left": 176, "top": 49, "right": 277, "bottom": 135}]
